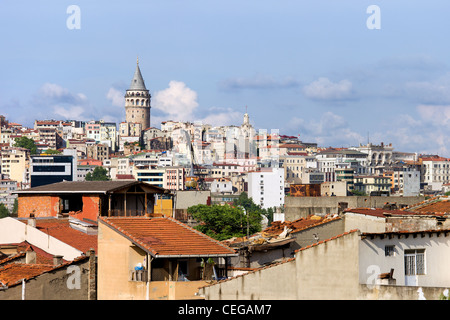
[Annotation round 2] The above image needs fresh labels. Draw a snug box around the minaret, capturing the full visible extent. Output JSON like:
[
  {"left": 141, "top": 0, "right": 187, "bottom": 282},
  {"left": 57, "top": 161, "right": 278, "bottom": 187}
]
[{"left": 124, "top": 58, "right": 151, "bottom": 134}]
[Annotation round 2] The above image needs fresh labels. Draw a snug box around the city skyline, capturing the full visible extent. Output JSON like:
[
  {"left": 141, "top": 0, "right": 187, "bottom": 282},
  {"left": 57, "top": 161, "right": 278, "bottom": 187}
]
[{"left": 1, "top": 1, "right": 450, "bottom": 156}]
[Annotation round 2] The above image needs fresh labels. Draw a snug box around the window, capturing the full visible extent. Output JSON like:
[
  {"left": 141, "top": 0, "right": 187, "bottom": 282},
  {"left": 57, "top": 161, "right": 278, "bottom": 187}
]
[
  {"left": 404, "top": 249, "right": 425, "bottom": 275},
  {"left": 385, "top": 245, "right": 395, "bottom": 256}
]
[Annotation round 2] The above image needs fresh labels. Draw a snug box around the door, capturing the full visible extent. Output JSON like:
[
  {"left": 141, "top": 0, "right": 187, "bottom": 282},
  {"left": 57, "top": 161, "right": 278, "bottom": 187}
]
[{"left": 404, "top": 249, "right": 425, "bottom": 286}]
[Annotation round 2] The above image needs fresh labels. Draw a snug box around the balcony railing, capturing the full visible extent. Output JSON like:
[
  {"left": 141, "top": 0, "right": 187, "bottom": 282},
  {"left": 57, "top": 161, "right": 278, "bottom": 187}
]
[{"left": 130, "top": 269, "right": 148, "bottom": 282}]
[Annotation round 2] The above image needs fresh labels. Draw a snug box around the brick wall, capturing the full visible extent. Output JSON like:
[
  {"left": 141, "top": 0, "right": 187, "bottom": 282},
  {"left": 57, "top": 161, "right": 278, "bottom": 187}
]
[
  {"left": 18, "top": 195, "right": 60, "bottom": 218},
  {"left": 18, "top": 194, "right": 101, "bottom": 220},
  {"left": 69, "top": 195, "right": 101, "bottom": 221}
]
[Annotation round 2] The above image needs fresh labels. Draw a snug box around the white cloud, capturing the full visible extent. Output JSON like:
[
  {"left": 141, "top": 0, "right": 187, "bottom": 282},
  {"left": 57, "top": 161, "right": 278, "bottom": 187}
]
[
  {"left": 220, "top": 74, "right": 299, "bottom": 90},
  {"left": 302, "top": 77, "right": 353, "bottom": 101},
  {"left": 38, "top": 83, "right": 87, "bottom": 105},
  {"left": 416, "top": 105, "right": 450, "bottom": 126},
  {"left": 32, "top": 83, "right": 90, "bottom": 120},
  {"left": 152, "top": 81, "right": 199, "bottom": 121},
  {"left": 287, "top": 111, "right": 363, "bottom": 147},
  {"left": 405, "top": 78, "right": 450, "bottom": 105},
  {"left": 106, "top": 87, "right": 124, "bottom": 107},
  {"left": 199, "top": 107, "right": 242, "bottom": 127},
  {"left": 53, "top": 105, "right": 85, "bottom": 119}
]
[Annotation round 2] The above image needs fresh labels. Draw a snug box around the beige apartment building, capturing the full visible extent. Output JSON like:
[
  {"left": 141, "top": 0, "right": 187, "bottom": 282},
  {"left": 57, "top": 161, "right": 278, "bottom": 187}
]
[{"left": 0, "top": 147, "right": 29, "bottom": 184}]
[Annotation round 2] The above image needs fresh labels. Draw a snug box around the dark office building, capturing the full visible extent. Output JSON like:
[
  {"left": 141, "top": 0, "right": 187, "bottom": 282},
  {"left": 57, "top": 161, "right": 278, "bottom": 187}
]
[{"left": 30, "top": 154, "right": 76, "bottom": 188}]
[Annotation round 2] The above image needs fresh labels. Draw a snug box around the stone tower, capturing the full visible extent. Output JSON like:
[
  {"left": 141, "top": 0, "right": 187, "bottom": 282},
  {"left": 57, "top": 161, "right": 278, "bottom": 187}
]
[{"left": 125, "top": 58, "right": 151, "bottom": 133}]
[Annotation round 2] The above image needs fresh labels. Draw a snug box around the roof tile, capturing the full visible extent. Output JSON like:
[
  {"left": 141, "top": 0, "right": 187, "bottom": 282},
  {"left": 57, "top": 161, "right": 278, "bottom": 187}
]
[{"left": 99, "top": 216, "right": 236, "bottom": 257}]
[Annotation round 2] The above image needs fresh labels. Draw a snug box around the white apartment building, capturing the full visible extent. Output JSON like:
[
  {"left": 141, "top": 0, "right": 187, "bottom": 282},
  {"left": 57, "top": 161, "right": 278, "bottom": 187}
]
[
  {"left": 316, "top": 149, "right": 368, "bottom": 182},
  {"left": 210, "top": 178, "right": 233, "bottom": 194},
  {"left": 385, "top": 169, "right": 421, "bottom": 196},
  {"left": 421, "top": 157, "right": 450, "bottom": 191},
  {"left": 351, "top": 142, "right": 394, "bottom": 167},
  {"left": 247, "top": 167, "right": 285, "bottom": 210}
]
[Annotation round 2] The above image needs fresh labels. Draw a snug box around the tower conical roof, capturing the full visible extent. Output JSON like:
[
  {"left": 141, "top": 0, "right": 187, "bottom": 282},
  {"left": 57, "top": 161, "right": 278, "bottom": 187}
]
[{"left": 129, "top": 59, "right": 147, "bottom": 90}]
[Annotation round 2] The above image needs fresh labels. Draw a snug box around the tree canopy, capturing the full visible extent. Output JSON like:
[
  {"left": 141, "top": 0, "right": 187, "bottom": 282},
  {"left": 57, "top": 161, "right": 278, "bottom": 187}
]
[
  {"left": 14, "top": 136, "right": 37, "bottom": 154},
  {"left": 187, "top": 203, "right": 263, "bottom": 241},
  {"left": 43, "top": 149, "right": 62, "bottom": 155},
  {"left": 85, "top": 166, "right": 110, "bottom": 181},
  {"left": 233, "top": 192, "right": 273, "bottom": 226},
  {"left": 0, "top": 203, "right": 9, "bottom": 219}
]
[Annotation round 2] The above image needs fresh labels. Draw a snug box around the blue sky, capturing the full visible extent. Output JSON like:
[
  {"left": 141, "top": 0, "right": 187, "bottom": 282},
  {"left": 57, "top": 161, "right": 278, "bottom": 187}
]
[{"left": 1, "top": 1, "right": 450, "bottom": 156}]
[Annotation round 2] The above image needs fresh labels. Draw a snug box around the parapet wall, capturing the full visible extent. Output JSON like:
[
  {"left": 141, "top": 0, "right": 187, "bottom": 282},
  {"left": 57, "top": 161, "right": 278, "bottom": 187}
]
[{"left": 285, "top": 196, "right": 425, "bottom": 221}]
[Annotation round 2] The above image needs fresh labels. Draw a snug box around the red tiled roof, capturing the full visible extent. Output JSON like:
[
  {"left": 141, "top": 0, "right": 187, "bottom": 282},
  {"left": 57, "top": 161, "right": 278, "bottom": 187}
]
[
  {"left": 0, "top": 241, "right": 67, "bottom": 265},
  {"left": 412, "top": 200, "right": 450, "bottom": 214},
  {"left": 0, "top": 263, "right": 55, "bottom": 287},
  {"left": 19, "top": 219, "right": 97, "bottom": 254},
  {"left": 421, "top": 157, "right": 449, "bottom": 162},
  {"left": 99, "top": 216, "right": 236, "bottom": 257},
  {"left": 263, "top": 215, "right": 341, "bottom": 236},
  {"left": 115, "top": 174, "right": 135, "bottom": 180},
  {"left": 0, "top": 255, "right": 89, "bottom": 288}
]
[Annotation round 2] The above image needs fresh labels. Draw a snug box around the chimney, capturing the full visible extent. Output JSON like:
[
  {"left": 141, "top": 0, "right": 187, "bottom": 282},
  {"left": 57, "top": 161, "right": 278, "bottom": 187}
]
[
  {"left": 25, "top": 250, "right": 36, "bottom": 264},
  {"left": 28, "top": 214, "right": 36, "bottom": 228},
  {"left": 53, "top": 255, "right": 63, "bottom": 266}
]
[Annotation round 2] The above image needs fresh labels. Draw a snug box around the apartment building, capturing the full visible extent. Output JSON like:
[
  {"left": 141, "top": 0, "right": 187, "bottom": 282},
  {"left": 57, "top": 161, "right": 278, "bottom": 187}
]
[
  {"left": 421, "top": 157, "right": 450, "bottom": 192},
  {"left": 316, "top": 149, "right": 367, "bottom": 182},
  {"left": 163, "top": 166, "right": 185, "bottom": 190},
  {"left": 132, "top": 165, "right": 165, "bottom": 188},
  {"left": 353, "top": 175, "right": 391, "bottom": 196},
  {"left": 0, "top": 179, "right": 18, "bottom": 212},
  {"left": 247, "top": 167, "right": 285, "bottom": 209},
  {"left": 384, "top": 169, "right": 420, "bottom": 196},
  {"left": 0, "top": 147, "right": 29, "bottom": 184}
]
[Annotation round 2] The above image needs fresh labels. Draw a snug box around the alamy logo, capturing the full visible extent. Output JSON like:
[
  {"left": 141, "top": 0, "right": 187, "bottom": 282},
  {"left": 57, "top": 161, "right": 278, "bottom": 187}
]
[
  {"left": 66, "top": 5, "right": 81, "bottom": 30},
  {"left": 67, "top": 265, "right": 81, "bottom": 289},
  {"left": 366, "top": 264, "right": 381, "bottom": 289},
  {"left": 366, "top": 5, "right": 381, "bottom": 30}
]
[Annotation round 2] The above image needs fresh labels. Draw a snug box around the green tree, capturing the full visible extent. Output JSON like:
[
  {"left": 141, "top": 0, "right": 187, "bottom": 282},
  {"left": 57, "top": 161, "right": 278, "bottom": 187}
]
[
  {"left": 13, "top": 136, "right": 37, "bottom": 154},
  {"left": 351, "top": 189, "right": 367, "bottom": 196},
  {"left": 43, "top": 149, "right": 61, "bottom": 155},
  {"left": 85, "top": 166, "right": 110, "bottom": 181},
  {"left": 11, "top": 198, "right": 18, "bottom": 217},
  {"left": 0, "top": 203, "right": 9, "bottom": 219},
  {"left": 187, "top": 204, "right": 262, "bottom": 241},
  {"left": 233, "top": 192, "right": 273, "bottom": 226}
]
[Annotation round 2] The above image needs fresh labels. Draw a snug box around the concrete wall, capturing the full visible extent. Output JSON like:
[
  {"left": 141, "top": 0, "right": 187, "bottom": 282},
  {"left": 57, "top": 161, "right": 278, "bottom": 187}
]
[
  {"left": 175, "top": 191, "right": 211, "bottom": 210},
  {"left": 0, "top": 217, "right": 83, "bottom": 260},
  {"left": 97, "top": 219, "right": 208, "bottom": 300},
  {"left": 344, "top": 212, "right": 386, "bottom": 233},
  {"left": 359, "top": 284, "right": 449, "bottom": 300},
  {"left": 199, "top": 231, "right": 361, "bottom": 300},
  {"left": 285, "top": 196, "right": 424, "bottom": 221},
  {"left": 292, "top": 218, "right": 345, "bottom": 250},
  {"left": 0, "top": 256, "right": 95, "bottom": 300},
  {"left": 199, "top": 230, "right": 450, "bottom": 300},
  {"left": 359, "top": 232, "right": 450, "bottom": 287}
]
